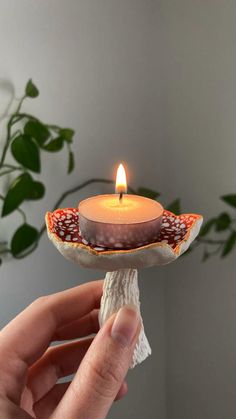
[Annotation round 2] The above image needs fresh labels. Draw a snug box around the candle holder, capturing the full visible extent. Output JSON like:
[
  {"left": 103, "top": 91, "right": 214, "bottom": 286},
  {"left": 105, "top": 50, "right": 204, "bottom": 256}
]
[{"left": 46, "top": 207, "right": 203, "bottom": 367}]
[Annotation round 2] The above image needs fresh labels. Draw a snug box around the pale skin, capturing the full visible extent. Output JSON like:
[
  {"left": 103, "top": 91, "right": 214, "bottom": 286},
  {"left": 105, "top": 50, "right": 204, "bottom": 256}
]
[{"left": 0, "top": 280, "right": 141, "bottom": 418}]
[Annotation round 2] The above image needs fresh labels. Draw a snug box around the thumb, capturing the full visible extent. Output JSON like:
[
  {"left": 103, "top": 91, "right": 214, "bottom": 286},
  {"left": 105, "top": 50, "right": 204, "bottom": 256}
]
[{"left": 53, "top": 305, "right": 140, "bottom": 419}]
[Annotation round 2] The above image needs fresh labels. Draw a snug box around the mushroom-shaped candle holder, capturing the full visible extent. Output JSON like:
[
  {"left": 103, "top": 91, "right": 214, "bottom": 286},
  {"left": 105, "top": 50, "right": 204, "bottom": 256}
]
[{"left": 46, "top": 205, "right": 203, "bottom": 367}]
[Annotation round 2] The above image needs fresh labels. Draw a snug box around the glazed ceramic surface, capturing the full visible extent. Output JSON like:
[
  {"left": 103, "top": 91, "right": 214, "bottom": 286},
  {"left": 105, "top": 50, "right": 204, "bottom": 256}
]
[{"left": 46, "top": 208, "right": 203, "bottom": 270}]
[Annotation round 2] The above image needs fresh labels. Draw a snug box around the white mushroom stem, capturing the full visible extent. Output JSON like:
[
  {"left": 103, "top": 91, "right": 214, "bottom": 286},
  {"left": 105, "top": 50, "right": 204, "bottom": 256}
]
[{"left": 99, "top": 269, "right": 151, "bottom": 368}]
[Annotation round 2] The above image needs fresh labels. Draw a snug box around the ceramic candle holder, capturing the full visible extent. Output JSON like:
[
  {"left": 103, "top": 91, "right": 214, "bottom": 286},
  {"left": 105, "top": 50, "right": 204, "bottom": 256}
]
[{"left": 46, "top": 207, "right": 203, "bottom": 367}]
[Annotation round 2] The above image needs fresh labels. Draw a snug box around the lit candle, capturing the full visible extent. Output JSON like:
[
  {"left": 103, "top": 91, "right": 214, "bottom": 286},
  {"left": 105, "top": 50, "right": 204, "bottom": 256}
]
[{"left": 79, "top": 163, "right": 163, "bottom": 249}]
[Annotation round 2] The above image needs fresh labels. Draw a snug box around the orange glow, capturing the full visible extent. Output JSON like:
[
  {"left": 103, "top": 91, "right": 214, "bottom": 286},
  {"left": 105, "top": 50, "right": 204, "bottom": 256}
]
[{"left": 115, "top": 163, "right": 127, "bottom": 194}]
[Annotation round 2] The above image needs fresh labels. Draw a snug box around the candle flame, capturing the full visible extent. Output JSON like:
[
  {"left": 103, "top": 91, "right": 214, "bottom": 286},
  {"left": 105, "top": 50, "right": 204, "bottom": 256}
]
[{"left": 115, "top": 163, "right": 127, "bottom": 194}]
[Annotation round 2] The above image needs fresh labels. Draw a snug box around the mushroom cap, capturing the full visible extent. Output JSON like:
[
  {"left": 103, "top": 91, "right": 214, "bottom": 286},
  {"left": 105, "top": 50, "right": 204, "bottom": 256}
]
[{"left": 46, "top": 208, "right": 203, "bottom": 270}]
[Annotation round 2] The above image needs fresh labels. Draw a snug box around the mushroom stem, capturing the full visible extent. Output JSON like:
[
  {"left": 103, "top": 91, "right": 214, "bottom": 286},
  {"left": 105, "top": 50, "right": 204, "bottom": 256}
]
[{"left": 99, "top": 269, "right": 151, "bottom": 368}]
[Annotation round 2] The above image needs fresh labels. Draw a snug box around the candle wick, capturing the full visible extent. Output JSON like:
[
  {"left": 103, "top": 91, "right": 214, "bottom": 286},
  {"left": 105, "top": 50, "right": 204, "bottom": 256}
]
[{"left": 119, "top": 192, "right": 123, "bottom": 203}]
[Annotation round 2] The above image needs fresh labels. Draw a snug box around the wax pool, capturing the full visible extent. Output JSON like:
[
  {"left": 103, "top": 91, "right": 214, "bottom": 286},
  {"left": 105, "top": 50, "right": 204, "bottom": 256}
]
[{"left": 79, "top": 194, "right": 163, "bottom": 249}]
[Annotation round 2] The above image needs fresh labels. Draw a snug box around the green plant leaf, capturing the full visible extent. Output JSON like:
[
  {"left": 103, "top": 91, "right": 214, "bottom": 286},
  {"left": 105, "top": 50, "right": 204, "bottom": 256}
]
[
  {"left": 221, "top": 194, "right": 236, "bottom": 208},
  {"left": 221, "top": 231, "right": 236, "bottom": 257},
  {"left": 26, "top": 181, "right": 45, "bottom": 200},
  {"left": 215, "top": 212, "right": 231, "bottom": 231},
  {"left": 25, "top": 79, "right": 39, "bottom": 98},
  {"left": 11, "top": 134, "right": 40, "bottom": 173},
  {"left": 166, "top": 198, "right": 181, "bottom": 215},
  {"left": 24, "top": 120, "right": 50, "bottom": 146},
  {"left": 60, "top": 128, "right": 75, "bottom": 143},
  {"left": 68, "top": 151, "right": 75, "bottom": 173},
  {"left": 199, "top": 218, "right": 216, "bottom": 237},
  {"left": 11, "top": 224, "right": 38, "bottom": 257},
  {"left": 43, "top": 137, "right": 64, "bottom": 152},
  {"left": 137, "top": 187, "right": 160, "bottom": 200},
  {"left": 1, "top": 173, "right": 32, "bottom": 217}
]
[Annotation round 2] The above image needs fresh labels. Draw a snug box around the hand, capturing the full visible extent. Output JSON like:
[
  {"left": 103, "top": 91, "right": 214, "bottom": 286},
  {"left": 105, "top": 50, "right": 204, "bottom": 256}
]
[{"left": 0, "top": 281, "right": 140, "bottom": 419}]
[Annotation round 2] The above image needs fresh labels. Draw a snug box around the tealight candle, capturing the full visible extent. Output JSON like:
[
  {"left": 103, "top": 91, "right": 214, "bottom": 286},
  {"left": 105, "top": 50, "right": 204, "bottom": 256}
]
[{"left": 79, "top": 164, "right": 163, "bottom": 249}]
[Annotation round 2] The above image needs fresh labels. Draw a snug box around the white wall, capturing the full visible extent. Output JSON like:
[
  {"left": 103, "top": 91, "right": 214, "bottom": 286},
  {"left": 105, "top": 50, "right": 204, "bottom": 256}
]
[
  {"left": 161, "top": 1, "right": 236, "bottom": 418},
  {"left": 0, "top": 1, "right": 166, "bottom": 419}
]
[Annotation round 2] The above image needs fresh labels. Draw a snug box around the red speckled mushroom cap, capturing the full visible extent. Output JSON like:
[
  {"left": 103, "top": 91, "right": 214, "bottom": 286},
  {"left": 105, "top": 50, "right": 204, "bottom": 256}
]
[{"left": 45, "top": 208, "right": 203, "bottom": 270}]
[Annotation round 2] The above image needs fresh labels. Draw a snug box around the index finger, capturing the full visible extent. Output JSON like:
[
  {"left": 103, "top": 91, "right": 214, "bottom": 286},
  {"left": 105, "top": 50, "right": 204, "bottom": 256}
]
[{"left": 0, "top": 280, "right": 103, "bottom": 367}]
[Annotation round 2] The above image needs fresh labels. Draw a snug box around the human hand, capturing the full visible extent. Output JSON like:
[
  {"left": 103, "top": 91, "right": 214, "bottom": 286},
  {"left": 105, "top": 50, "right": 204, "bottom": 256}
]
[{"left": 0, "top": 280, "right": 141, "bottom": 418}]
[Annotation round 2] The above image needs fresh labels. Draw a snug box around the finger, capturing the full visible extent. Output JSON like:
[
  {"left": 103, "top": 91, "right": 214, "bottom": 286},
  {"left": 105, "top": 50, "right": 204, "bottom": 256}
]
[
  {"left": 0, "top": 281, "right": 102, "bottom": 404},
  {"left": 34, "top": 382, "right": 70, "bottom": 419},
  {"left": 53, "top": 309, "right": 100, "bottom": 341},
  {"left": 27, "top": 338, "right": 93, "bottom": 403},
  {"left": 33, "top": 381, "right": 127, "bottom": 419},
  {"left": 115, "top": 381, "right": 128, "bottom": 401},
  {"left": 52, "top": 305, "right": 141, "bottom": 419},
  {"left": 0, "top": 281, "right": 102, "bottom": 363},
  {"left": 0, "top": 397, "right": 33, "bottom": 419}
]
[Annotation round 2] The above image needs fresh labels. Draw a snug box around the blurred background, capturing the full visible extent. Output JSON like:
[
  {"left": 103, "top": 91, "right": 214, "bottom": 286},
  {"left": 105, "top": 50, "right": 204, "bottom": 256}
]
[{"left": 1, "top": 1, "right": 236, "bottom": 418}]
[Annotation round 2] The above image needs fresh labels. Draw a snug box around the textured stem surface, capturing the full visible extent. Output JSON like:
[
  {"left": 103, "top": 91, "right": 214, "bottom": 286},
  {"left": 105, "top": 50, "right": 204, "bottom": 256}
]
[{"left": 99, "top": 269, "right": 151, "bottom": 368}]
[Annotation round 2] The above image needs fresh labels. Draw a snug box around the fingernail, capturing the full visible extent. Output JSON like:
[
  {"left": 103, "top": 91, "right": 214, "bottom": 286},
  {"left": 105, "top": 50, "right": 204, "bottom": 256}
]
[{"left": 111, "top": 305, "right": 140, "bottom": 347}]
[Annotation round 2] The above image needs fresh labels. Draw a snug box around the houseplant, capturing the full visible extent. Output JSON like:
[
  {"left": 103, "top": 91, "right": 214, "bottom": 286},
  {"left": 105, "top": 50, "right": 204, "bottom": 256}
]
[{"left": 1, "top": 80, "right": 236, "bottom": 265}]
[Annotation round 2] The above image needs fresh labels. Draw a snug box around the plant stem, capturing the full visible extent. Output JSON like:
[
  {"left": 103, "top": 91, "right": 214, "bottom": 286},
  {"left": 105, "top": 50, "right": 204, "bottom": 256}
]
[
  {"left": 0, "top": 166, "right": 22, "bottom": 177},
  {"left": 0, "top": 117, "right": 13, "bottom": 168},
  {"left": 11, "top": 129, "right": 21, "bottom": 139},
  {"left": 210, "top": 243, "right": 223, "bottom": 256},
  {"left": 52, "top": 178, "right": 113, "bottom": 210},
  {"left": 47, "top": 124, "right": 61, "bottom": 132},
  {"left": 197, "top": 237, "right": 225, "bottom": 245},
  {"left": 0, "top": 96, "right": 26, "bottom": 169},
  {"left": 15, "top": 96, "right": 26, "bottom": 114},
  {"left": 11, "top": 112, "right": 37, "bottom": 125},
  {"left": 0, "top": 249, "right": 11, "bottom": 255},
  {"left": 17, "top": 208, "right": 27, "bottom": 224},
  {"left": 0, "top": 169, "right": 16, "bottom": 177},
  {"left": 14, "top": 113, "right": 61, "bottom": 132},
  {"left": 2, "top": 164, "right": 22, "bottom": 170}
]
